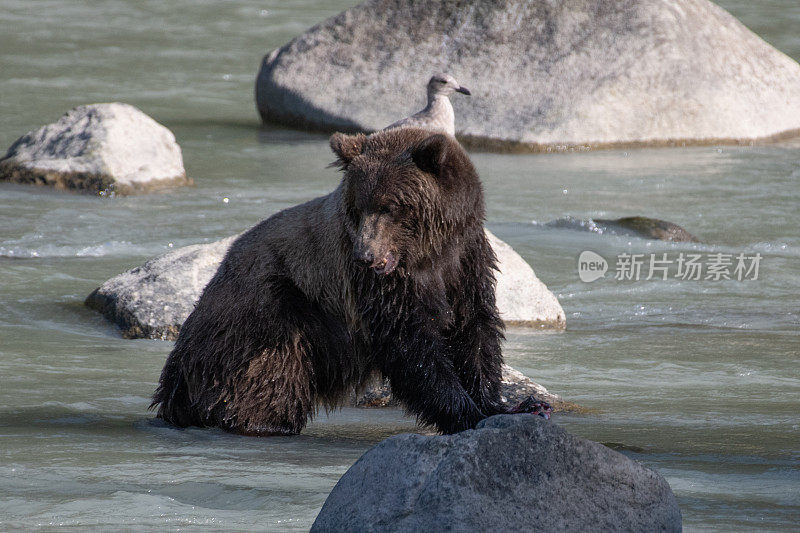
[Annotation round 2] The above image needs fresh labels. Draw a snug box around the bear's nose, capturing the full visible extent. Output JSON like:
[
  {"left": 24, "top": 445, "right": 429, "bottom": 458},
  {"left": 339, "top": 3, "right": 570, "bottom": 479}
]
[{"left": 353, "top": 247, "right": 374, "bottom": 264}]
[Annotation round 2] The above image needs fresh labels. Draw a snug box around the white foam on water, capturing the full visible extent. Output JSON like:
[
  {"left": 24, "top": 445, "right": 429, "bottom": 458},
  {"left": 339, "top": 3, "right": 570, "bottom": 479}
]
[{"left": 0, "top": 241, "right": 151, "bottom": 258}]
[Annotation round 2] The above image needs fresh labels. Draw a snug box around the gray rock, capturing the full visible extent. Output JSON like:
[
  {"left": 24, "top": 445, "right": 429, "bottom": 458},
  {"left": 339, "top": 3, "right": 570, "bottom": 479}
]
[
  {"left": 85, "top": 229, "right": 564, "bottom": 340},
  {"left": 311, "top": 415, "right": 682, "bottom": 532},
  {"left": 0, "top": 103, "right": 190, "bottom": 195},
  {"left": 547, "top": 216, "right": 699, "bottom": 242},
  {"left": 350, "top": 365, "right": 581, "bottom": 413},
  {"left": 487, "top": 231, "right": 565, "bottom": 328},
  {"left": 256, "top": 0, "right": 800, "bottom": 150},
  {"left": 595, "top": 217, "right": 700, "bottom": 242},
  {"left": 85, "top": 236, "right": 238, "bottom": 340}
]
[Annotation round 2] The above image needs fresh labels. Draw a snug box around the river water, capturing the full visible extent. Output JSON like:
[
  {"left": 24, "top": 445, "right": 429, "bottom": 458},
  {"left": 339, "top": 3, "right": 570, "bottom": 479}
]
[{"left": 1, "top": 1, "right": 798, "bottom": 531}]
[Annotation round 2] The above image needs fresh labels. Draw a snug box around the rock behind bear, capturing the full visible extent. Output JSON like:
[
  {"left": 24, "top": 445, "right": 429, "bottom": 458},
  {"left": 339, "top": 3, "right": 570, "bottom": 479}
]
[{"left": 256, "top": 0, "right": 800, "bottom": 149}]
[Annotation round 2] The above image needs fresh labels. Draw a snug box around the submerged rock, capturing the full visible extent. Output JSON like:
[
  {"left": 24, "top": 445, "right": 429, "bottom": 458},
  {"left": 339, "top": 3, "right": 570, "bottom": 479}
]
[
  {"left": 546, "top": 216, "right": 699, "bottom": 242},
  {"left": 310, "top": 415, "right": 682, "bottom": 532},
  {"left": 350, "top": 365, "right": 579, "bottom": 413},
  {"left": 85, "top": 229, "right": 564, "bottom": 340},
  {"left": 256, "top": 0, "right": 800, "bottom": 150},
  {"left": 596, "top": 217, "right": 700, "bottom": 242},
  {"left": 0, "top": 103, "right": 190, "bottom": 195}
]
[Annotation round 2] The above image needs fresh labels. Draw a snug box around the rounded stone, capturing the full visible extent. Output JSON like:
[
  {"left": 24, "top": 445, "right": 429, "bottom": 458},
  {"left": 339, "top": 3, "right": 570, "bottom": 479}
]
[
  {"left": 85, "top": 230, "right": 565, "bottom": 339},
  {"left": 311, "top": 415, "right": 682, "bottom": 532},
  {"left": 0, "top": 103, "right": 190, "bottom": 195},
  {"left": 256, "top": 0, "right": 800, "bottom": 150}
]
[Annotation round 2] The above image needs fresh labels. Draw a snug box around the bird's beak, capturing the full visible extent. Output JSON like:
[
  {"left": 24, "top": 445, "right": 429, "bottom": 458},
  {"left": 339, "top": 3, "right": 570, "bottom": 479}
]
[{"left": 455, "top": 86, "right": 471, "bottom": 95}]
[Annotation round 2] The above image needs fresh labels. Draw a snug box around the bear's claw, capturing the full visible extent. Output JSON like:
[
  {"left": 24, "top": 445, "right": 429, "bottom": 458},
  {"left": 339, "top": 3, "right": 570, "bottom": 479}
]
[{"left": 509, "top": 395, "right": 553, "bottom": 420}]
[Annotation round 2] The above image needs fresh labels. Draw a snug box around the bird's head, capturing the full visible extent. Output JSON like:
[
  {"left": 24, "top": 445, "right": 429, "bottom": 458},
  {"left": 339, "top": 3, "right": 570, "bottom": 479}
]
[{"left": 427, "top": 73, "right": 471, "bottom": 97}]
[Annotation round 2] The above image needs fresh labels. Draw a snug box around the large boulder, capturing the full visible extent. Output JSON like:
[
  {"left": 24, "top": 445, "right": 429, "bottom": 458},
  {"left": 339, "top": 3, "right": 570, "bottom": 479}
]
[
  {"left": 311, "top": 415, "right": 682, "bottom": 532},
  {"left": 256, "top": 0, "right": 800, "bottom": 150},
  {"left": 85, "top": 229, "right": 564, "bottom": 340},
  {"left": 0, "top": 103, "right": 190, "bottom": 195}
]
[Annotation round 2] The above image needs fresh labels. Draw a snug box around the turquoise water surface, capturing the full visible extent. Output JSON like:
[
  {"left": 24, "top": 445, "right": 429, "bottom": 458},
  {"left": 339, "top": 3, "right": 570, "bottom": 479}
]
[{"left": 1, "top": 1, "right": 798, "bottom": 530}]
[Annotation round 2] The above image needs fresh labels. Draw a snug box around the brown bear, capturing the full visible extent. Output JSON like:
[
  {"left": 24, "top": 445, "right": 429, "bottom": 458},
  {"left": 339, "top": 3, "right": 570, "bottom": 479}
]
[{"left": 151, "top": 128, "right": 548, "bottom": 435}]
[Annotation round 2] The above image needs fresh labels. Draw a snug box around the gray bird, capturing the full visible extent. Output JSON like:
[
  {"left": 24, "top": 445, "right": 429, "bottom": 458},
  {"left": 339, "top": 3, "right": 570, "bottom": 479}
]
[{"left": 385, "top": 73, "right": 471, "bottom": 136}]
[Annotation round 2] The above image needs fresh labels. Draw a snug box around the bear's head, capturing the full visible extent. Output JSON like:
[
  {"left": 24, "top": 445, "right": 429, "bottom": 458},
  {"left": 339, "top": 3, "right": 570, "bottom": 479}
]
[{"left": 330, "top": 128, "right": 484, "bottom": 276}]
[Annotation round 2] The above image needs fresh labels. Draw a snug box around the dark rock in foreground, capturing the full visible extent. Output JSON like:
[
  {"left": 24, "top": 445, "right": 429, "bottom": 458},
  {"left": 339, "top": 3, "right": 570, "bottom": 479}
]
[
  {"left": 257, "top": 0, "right": 800, "bottom": 151},
  {"left": 0, "top": 103, "right": 190, "bottom": 196},
  {"left": 311, "top": 415, "right": 682, "bottom": 532},
  {"left": 546, "top": 216, "right": 699, "bottom": 242}
]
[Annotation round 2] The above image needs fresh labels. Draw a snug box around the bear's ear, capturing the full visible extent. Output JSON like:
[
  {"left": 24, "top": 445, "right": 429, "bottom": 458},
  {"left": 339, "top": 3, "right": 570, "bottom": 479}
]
[
  {"left": 411, "top": 134, "right": 451, "bottom": 176},
  {"left": 329, "top": 132, "right": 367, "bottom": 169}
]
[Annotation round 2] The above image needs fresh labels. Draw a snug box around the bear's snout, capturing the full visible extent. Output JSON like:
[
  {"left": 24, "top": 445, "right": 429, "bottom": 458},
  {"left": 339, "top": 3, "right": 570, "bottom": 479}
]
[
  {"left": 353, "top": 213, "right": 399, "bottom": 275},
  {"left": 353, "top": 244, "right": 375, "bottom": 265},
  {"left": 353, "top": 245, "right": 398, "bottom": 275},
  {"left": 371, "top": 251, "right": 398, "bottom": 275}
]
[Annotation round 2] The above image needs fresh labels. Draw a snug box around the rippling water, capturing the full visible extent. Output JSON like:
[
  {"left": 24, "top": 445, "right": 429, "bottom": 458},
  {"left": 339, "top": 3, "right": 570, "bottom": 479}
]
[{"left": 1, "top": 1, "right": 798, "bottom": 531}]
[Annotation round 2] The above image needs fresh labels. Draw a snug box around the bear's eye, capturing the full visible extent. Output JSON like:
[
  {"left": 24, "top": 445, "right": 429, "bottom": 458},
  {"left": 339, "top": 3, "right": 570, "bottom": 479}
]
[{"left": 377, "top": 206, "right": 392, "bottom": 215}]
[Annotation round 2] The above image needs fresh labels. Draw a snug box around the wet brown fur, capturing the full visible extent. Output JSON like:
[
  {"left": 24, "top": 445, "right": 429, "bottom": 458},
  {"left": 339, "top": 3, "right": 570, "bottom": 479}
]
[{"left": 152, "top": 128, "right": 511, "bottom": 435}]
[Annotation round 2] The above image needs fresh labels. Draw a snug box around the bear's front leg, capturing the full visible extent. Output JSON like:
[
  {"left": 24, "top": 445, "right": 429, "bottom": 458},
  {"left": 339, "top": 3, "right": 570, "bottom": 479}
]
[
  {"left": 376, "top": 319, "right": 488, "bottom": 434},
  {"left": 448, "top": 237, "right": 511, "bottom": 417},
  {"left": 448, "top": 236, "right": 554, "bottom": 420},
  {"left": 450, "top": 293, "right": 553, "bottom": 420},
  {"left": 448, "top": 308, "right": 508, "bottom": 417}
]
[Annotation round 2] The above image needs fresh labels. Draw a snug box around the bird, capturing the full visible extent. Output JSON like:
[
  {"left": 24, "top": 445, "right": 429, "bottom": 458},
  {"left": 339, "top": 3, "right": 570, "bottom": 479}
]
[{"left": 384, "top": 73, "right": 471, "bottom": 136}]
